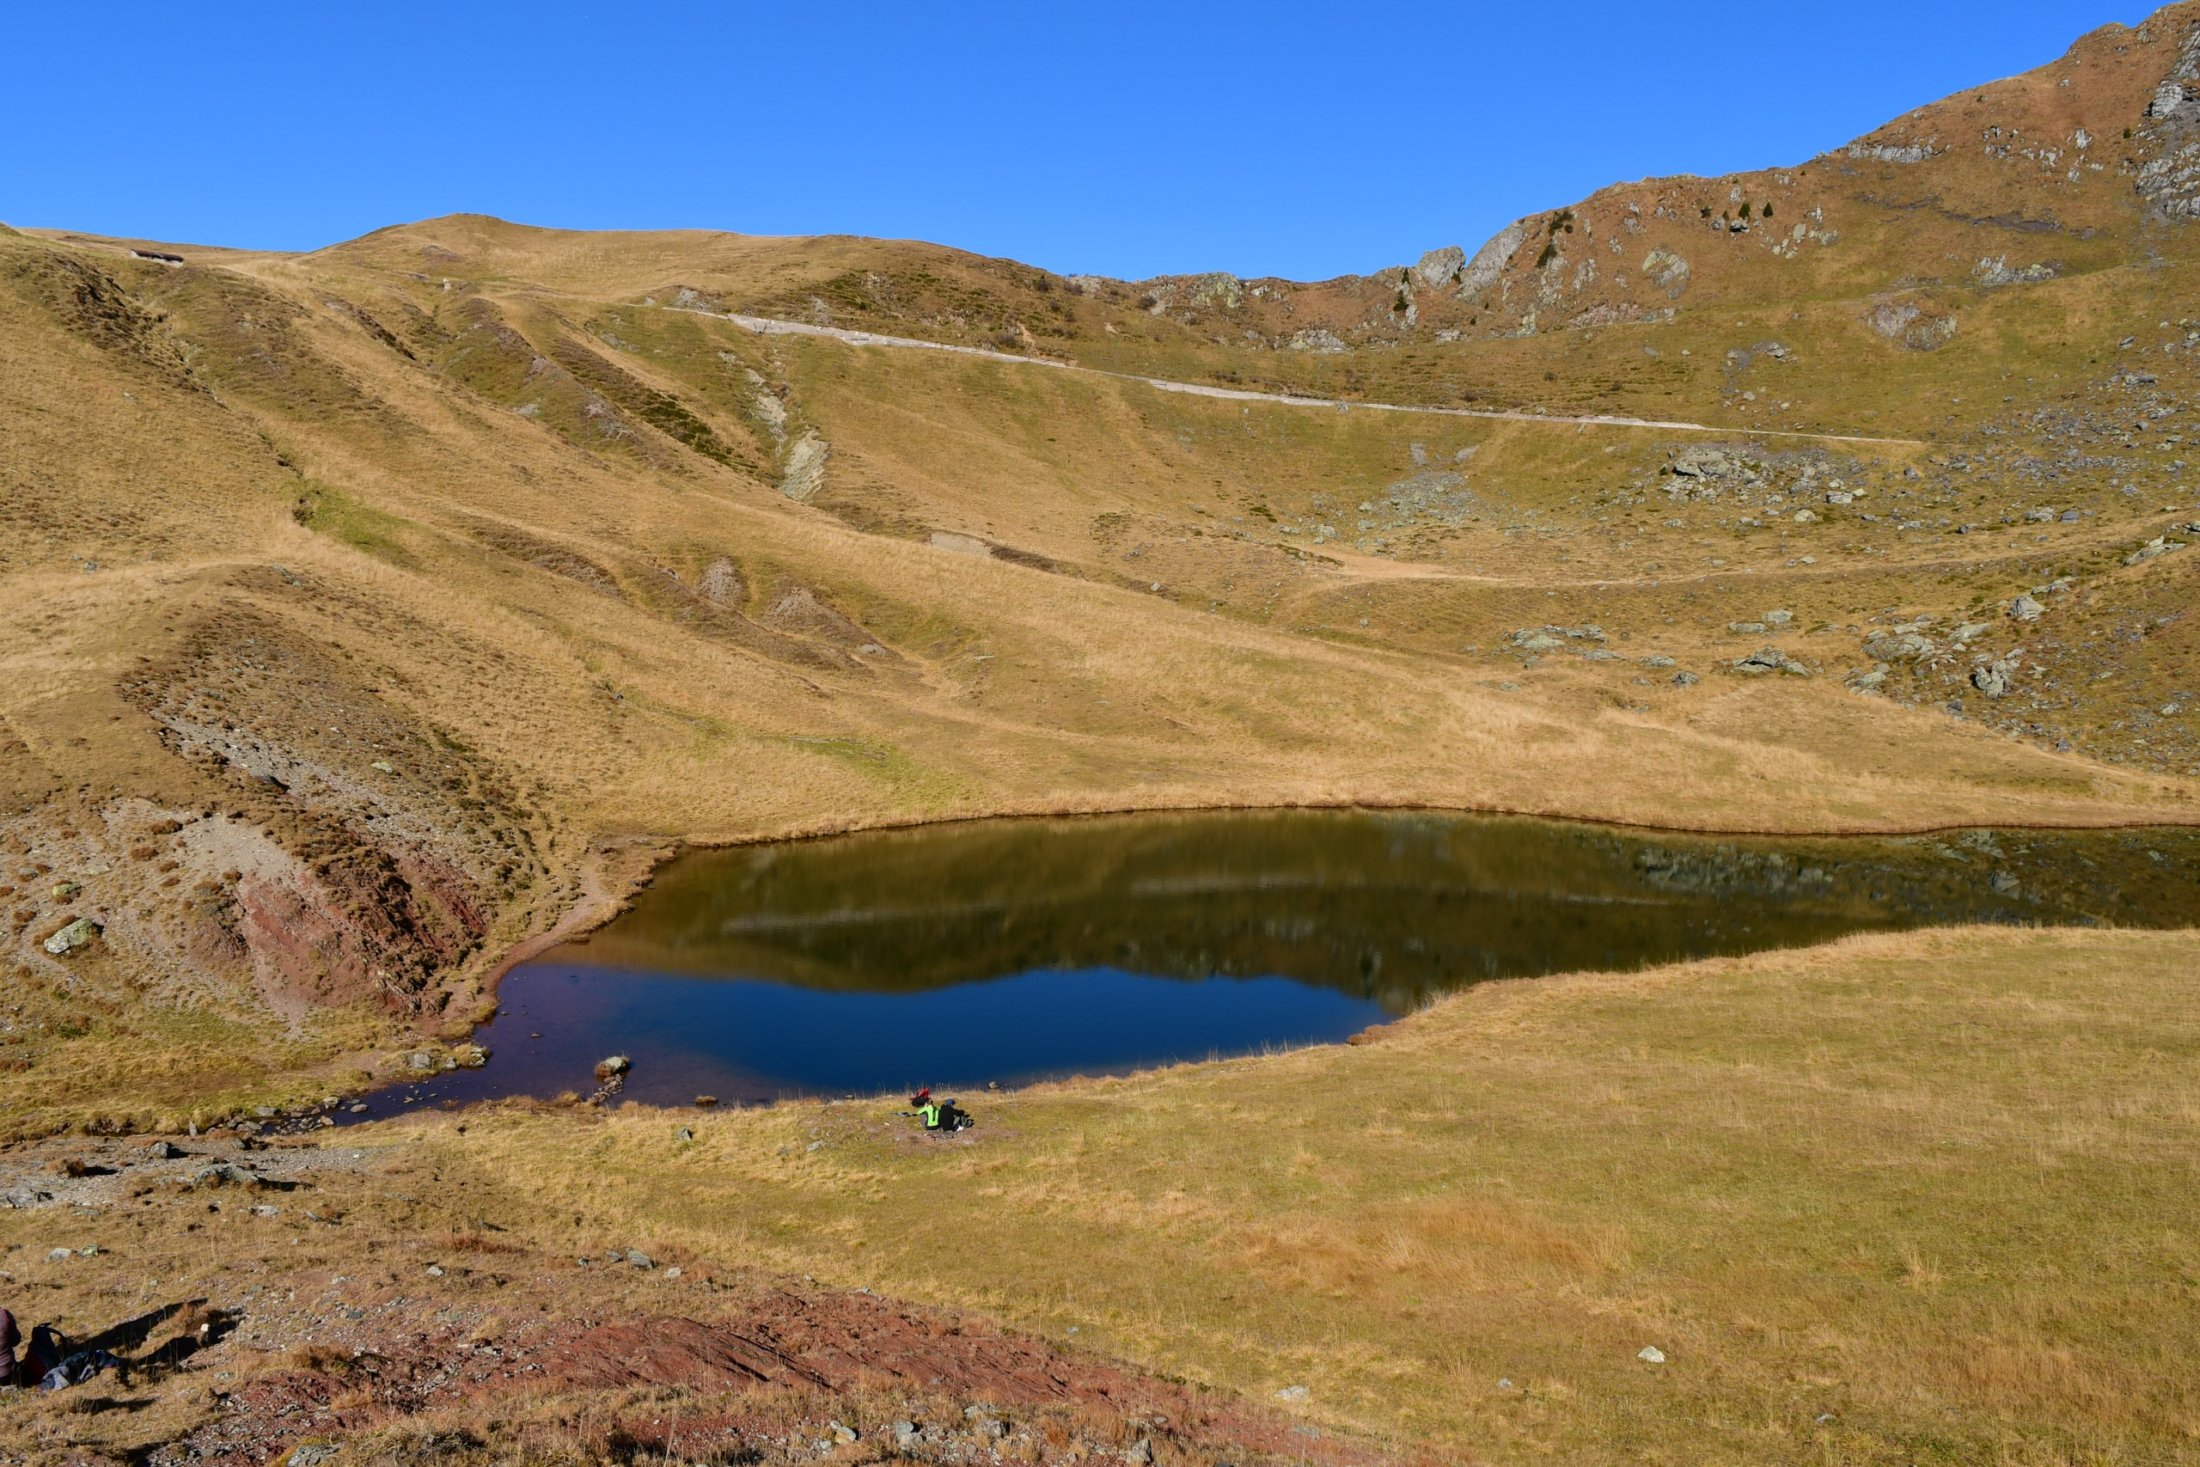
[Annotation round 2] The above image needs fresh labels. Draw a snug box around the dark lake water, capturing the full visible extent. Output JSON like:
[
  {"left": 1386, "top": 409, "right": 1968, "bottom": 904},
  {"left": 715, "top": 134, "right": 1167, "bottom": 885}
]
[{"left": 380, "top": 810, "right": 2200, "bottom": 1114}]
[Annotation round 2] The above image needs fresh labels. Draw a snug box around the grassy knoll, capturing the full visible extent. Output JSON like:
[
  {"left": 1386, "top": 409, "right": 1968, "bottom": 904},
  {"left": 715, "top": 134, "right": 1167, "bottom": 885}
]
[{"left": 414, "top": 926, "right": 2200, "bottom": 1463}]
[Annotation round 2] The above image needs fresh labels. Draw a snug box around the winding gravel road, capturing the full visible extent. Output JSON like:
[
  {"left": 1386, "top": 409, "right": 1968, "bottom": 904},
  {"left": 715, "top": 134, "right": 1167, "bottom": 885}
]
[{"left": 695, "top": 309, "right": 1920, "bottom": 447}]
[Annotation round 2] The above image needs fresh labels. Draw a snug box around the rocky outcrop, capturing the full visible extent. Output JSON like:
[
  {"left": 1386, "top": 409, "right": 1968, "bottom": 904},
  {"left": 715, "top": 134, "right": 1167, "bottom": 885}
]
[
  {"left": 2138, "top": 19, "right": 2200, "bottom": 217},
  {"left": 1732, "top": 647, "right": 1810, "bottom": 677},
  {"left": 1971, "top": 657, "right": 2019, "bottom": 699},
  {"left": 780, "top": 430, "right": 829, "bottom": 501},
  {"left": 1142, "top": 273, "right": 1244, "bottom": 313},
  {"left": 1456, "top": 221, "right": 1529, "bottom": 298},
  {"left": 1413, "top": 245, "right": 1464, "bottom": 288},
  {"left": 1641, "top": 247, "right": 1691, "bottom": 296},
  {"left": 1972, "top": 256, "right": 2056, "bottom": 287},
  {"left": 1864, "top": 299, "right": 1957, "bottom": 350},
  {"left": 1844, "top": 139, "right": 1943, "bottom": 164},
  {"left": 1287, "top": 327, "right": 1348, "bottom": 353}
]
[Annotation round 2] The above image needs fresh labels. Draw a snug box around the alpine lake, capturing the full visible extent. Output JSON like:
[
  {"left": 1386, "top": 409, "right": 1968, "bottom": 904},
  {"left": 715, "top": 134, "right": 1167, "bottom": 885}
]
[{"left": 388, "top": 810, "right": 2200, "bottom": 1113}]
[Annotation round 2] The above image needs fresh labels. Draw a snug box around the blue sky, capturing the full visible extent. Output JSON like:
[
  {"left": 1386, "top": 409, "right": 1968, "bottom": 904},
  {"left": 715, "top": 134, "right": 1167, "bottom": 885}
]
[{"left": 5, "top": 2, "right": 2149, "bottom": 280}]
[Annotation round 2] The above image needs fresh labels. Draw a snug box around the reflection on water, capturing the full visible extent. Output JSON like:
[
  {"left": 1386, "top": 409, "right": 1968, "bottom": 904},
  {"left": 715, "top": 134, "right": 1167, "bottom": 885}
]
[{"left": 390, "top": 810, "right": 2200, "bottom": 1112}]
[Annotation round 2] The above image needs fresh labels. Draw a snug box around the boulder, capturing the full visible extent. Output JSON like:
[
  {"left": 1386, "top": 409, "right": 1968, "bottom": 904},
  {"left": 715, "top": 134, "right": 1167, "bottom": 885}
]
[
  {"left": 2125, "top": 536, "right": 2187, "bottom": 566},
  {"left": 2007, "top": 594, "right": 2045, "bottom": 622},
  {"left": 1734, "top": 647, "right": 1809, "bottom": 677},
  {"left": 42, "top": 918, "right": 99, "bottom": 956},
  {"left": 1972, "top": 658, "right": 2017, "bottom": 699},
  {"left": 1864, "top": 299, "right": 1957, "bottom": 350},
  {"left": 187, "top": 1163, "right": 263, "bottom": 1190},
  {"left": 1864, "top": 631, "right": 1935, "bottom": 662}
]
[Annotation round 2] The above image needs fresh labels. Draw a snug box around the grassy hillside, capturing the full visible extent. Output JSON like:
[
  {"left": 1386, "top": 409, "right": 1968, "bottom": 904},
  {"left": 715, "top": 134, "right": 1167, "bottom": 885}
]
[
  {"left": 3, "top": 6, "right": 2199, "bottom": 1126},
  {"left": 1, "top": 6, "right": 2199, "bottom": 1460}
]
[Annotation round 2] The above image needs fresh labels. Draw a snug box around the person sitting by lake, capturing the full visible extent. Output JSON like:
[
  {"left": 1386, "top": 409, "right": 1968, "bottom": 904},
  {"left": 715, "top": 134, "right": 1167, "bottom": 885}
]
[
  {"left": 0, "top": 1309, "right": 74, "bottom": 1389},
  {"left": 908, "top": 1088, "right": 970, "bottom": 1133}
]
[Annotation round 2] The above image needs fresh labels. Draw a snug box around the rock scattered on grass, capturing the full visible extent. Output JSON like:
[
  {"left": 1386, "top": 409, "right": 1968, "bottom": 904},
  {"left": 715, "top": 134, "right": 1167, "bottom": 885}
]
[
  {"left": 1733, "top": 647, "right": 1810, "bottom": 677},
  {"left": 42, "top": 917, "right": 99, "bottom": 956}
]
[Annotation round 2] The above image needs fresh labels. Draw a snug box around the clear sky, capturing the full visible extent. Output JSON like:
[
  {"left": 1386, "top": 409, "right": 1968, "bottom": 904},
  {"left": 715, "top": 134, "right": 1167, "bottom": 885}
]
[{"left": 5, "top": 1, "right": 2152, "bottom": 280}]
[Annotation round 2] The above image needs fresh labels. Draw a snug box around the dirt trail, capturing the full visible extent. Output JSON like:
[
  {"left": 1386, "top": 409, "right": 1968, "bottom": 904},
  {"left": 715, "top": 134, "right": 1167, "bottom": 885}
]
[{"left": 702, "top": 309, "right": 1925, "bottom": 447}]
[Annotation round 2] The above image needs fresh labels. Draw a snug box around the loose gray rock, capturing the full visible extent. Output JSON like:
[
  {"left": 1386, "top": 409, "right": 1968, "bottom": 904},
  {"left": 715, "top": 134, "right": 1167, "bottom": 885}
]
[
  {"left": 1972, "top": 659, "right": 2018, "bottom": 699},
  {"left": 1734, "top": 647, "right": 1809, "bottom": 677},
  {"left": 1865, "top": 631, "right": 1936, "bottom": 662},
  {"left": 2007, "top": 594, "right": 2045, "bottom": 622},
  {"left": 187, "top": 1163, "right": 263, "bottom": 1190},
  {"left": 1276, "top": 1384, "right": 1310, "bottom": 1402},
  {"left": 626, "top": 1249, "right": 654, "bottom": 1269},
  {"left": 2125, "top": 536, "right": 2188, "bottom": 566},
  {"left": 1672, "top": 671, "right": 1701, "bottom": 687},
  {"left": 42, "top": 918, "right": 99, "bottom": 956},
  {"left": 1638, "top": 1345, "right": 1668, "bottom": 1364}
]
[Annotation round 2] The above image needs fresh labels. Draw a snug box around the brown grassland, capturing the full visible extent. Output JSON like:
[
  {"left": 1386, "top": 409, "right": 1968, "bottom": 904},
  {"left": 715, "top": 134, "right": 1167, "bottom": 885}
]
[{"left": 1, "top": 4, "right": 2199, "bottom": 1461}]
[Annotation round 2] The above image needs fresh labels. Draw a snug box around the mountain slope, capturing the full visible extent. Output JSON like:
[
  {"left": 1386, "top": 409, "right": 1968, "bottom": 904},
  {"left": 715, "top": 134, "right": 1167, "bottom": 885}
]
[{"left": 0, "top": 6, "right": 2197, "bottom": 1133}]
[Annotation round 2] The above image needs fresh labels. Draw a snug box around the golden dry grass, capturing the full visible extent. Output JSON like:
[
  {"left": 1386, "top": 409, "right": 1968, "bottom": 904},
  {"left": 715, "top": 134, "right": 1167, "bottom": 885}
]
[{"left": 376, "top": 924, "right": 2200, "bottom": 1462}]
